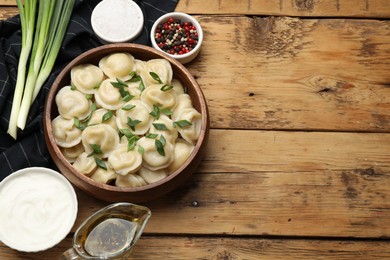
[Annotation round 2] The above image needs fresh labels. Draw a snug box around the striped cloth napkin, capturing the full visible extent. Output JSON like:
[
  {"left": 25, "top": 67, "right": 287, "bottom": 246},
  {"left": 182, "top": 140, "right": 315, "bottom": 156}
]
[{"left": 0, "top": 0, "right": 179, "bottom": 180}]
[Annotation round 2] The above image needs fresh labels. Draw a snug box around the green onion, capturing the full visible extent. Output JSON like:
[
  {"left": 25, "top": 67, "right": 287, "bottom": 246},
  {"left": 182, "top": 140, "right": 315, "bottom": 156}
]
[
  {"left": 149, "top": 72, "right": 163, "bottom": 83},
  {"left": 153, "top": 123, "right": 168, "bottom": 130},
  {"left": 160, "top": 84, "right": 173, "bottom": 91},
  {"left": 102, "top": 111, "right": 113, "bottom": 122},
  {"left": 8, "top": 0, "right": 76, "bottom": 138},
  {"left": 149, "top": 105, "right": 160, "bottom": 119},
  {"left": 173, "top": 120, "right": 192, "bottom": 128},
  {"left": 7, "top": 0, "right": 37, "bottom": 139}
]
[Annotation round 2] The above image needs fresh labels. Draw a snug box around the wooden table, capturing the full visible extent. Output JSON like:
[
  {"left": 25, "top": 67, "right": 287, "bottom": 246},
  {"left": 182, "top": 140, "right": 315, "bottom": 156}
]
[{"left": 1, "top": 0, "right": 390, "bottom": 259}]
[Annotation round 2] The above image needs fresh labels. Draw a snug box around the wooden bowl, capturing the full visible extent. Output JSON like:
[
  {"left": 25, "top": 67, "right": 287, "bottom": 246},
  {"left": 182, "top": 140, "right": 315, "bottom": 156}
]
[{"left": 44, "top": 43, "right": 209, "bottom": 203}]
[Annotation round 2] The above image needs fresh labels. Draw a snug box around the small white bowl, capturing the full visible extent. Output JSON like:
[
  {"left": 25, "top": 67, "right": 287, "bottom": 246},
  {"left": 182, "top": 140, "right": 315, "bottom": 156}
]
[
  {"left": 151, "top": 12, "right": 203, "bottom": 64},
  {"left": 91, "top": 0, "right": 144, "bottom": 44},
  {"left": 0, "top": 167, "right": 78, "bottom": 252}
]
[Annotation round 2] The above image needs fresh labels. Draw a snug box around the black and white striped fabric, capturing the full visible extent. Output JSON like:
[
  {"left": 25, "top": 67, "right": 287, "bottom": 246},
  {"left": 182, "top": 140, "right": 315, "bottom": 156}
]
[{"left": 0, "top": 0, "right": 179, "bottom": 181}]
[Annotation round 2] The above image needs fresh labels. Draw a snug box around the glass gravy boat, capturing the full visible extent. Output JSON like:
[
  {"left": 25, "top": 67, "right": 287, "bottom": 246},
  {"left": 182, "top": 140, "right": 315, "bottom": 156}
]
[{"left": 61, "top": 202, "right": 151, "bottom": 259}]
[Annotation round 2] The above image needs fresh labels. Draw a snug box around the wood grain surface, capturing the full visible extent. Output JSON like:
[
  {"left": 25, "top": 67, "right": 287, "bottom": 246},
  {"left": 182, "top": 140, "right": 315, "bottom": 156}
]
[{"left": 0, "top": 0, "right": 390, "bottom": 259}]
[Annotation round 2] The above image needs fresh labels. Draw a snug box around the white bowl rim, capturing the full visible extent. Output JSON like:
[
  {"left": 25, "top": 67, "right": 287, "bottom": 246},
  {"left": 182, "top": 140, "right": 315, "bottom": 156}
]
[
  {"left": 0, "top": 167, "right": 78, "bottom": 252},
  {"left": 150, "top": 12, "right": 203, "bottom": 60}
]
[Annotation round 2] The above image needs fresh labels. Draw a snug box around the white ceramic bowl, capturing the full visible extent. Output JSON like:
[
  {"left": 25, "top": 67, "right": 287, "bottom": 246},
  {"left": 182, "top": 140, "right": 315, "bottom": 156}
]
[
  {"left": 151, "top": 12, "right": 203, "bottom": 64},
  {"left": 91, "top": 0, "right": 144, "bottom": 44},
  {"left": 0, "top": 167, "right": 78, "bottom": 252}
]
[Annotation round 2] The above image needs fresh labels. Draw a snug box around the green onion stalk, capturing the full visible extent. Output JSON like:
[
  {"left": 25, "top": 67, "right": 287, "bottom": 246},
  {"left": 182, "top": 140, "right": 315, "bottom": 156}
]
[
  {"left": 7, "top": 0, "right": 37, "bottom": 139},
  {"left": 8, "top": 0, "right": 76, "bottom": 138}
]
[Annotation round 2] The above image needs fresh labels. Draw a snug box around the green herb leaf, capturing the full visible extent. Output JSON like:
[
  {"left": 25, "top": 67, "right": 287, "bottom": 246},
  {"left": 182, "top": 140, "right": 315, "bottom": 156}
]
[
  {"left": 128, "top": 71, "right": 136, "bottom": 79},
  {"left": 149, "top": 72, "right": 163, "bottom": 83},
  {"left": 173, "top": 120, "right": 192, "bottom": 128},
  {"left": 127, "top": 117, "right": 142, "bottom": 131},
  {"left": 155, "top": 139, "right": 165, "bottom": 156},
  {"left": 161, "top": 84, "right": 174, "bottom": 91},
  {"left": 102, "top": 110, "right": 113, "bottom": 122},
  {"left": 122, "top": 93, "right": 134, "bottom": 102},
  {"left": 146, "top": 133, "right": 158, "bottom": 139},
  {"left": 85, "top": 94, "right": 93, "bottom": 100},
  {"left": 159, "top": 135, "right": 166, "bottom": 146},
  {"left": 95, "top": 157, "right": 107, "bottom": 170},
  {"left": 74, "top": 118, "right": 87, "bottom": 130},
  {"left": 127, "top": 135, "right": 139, "bottom": 151},
  {"left": 70, "top": 83, "right": 77, "bottom": 90},
  {"left": 161, "top": 108, "right": 173, "bottom": 116},
  {"left": 149, "top": 105, "right": 160, "bottom": 119},
  {"left": 120, "top": 128, "right": 135, "bottom": 138},
  {"left": 89, "top": 144, "right": 102, "bottom": 156},
  {"left": 138, "top": 145, "right": 144, "bottom": 155},
  {"left": 111, "top": 78, "right": 127, "bottom": 88},
  {"left": 129, "top": 74, "right": 145, "bottom": 92},
  {"left": 122, "top": 104, "right": 136, "bottom": 110},
  {"left": 153, "top": 123, "right": 168, "bottom": 130}
]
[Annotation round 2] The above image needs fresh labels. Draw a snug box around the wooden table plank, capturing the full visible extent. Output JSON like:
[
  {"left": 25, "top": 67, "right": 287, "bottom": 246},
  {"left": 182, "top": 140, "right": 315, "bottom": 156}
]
[
  {"left": 69, "top": 129, "right": 390, "bottom": 238},
  {"left": 1, "top": 0, "right": 390, "bottom": 20},
  {"left": 176, "top": 0, "right": 390, "bottom": 18},
  {"left": 1, "top": 235, "right": 390, "bottom": 259},
  {"left": 185, "top": 15, "right": 390, "bottom": 132}
]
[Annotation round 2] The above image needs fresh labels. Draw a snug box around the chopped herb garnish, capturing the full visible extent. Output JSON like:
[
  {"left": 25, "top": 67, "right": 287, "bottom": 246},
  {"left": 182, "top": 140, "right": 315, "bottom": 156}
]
[
  {"left": 153, "top": 122, "right": 168, "bottom": 130},
  {"left": 155, "top": 139, "right": 165, "bottom": 156},
  {"left": 88, "top": 144, "right": 103, "bottom": 157},
  {"left": 161, "top": 84, "right": 173, "bottom": 91},
  {"left": 138, "top": 145, "right": 144, "bottom": 155},
  {"left": 173, "top": 120, "right": 192, "bottom": 128},
  {"left": 129, "top": 74, "right": 145, "bottom": 92},
  {"left": 127, "top": 117, "right": 142, "bottom": 131},
  {"left": 120, "top": 128, "right": 134, "bottom": 138},
  {"left": 111, "top": 78, "right": 133, "bottom": 100},
  {"left": 128, "top": 71, "right": 136, "bottom": 79},
  {"left": 161, "top": 108, "right": 173, "bottom": 116},
  {"left": 127, "top": 135, "right": 139, "bottom": 151},
  {"left": 149, "top": 71, "right": 163, "bottom": 83},
  {"left": 146, "top": 133, "right": 158, "bottom": 139},
  {"left": 102, "top": 110, "right": 113, "bottom": 122},
  {"left": 122, "top": 104, "right": 136, "bottom": 110},
  {"left": 74, "top": 118, "right": 87, "bottom": 130},
  {"left": 95, "top": 157, "right": 107, "bottom": 170},
  {"left": 159, "top": 135, "right": 166, "bottom": 146},
  {"left": 70, "top": 83, "right": 77, "bottom": 90},
  {"left": 149, "top": 105, "right": 160, "bottom": 119}
]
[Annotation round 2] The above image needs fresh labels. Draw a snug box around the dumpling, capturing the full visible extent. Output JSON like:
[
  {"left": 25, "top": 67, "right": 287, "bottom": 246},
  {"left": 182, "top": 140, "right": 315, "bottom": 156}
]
[
  {"left": 137, "top": 136, "right": 174, "bottom": 171},
  {"left": 115, "top": 100, "right": 152, "bottom": 135},
  {"left": 99, "top": 52, "right": 135, "bottom": 80},
  {"left": 55, "top": 86, "right": 92, "bottom": 120},
  {"left": 140, "top": 84, "right": 177, "bottom": 111},
  {"left": 138, "top": 166, "right": 167, "bottom": 184},
  {"left": 172, "top": 94, "right": 193, "bottom": 120},
  {"left": 70, "top": 64, "right": 104, "bottom": 94},
  {"left": 90, "top": 163, "right": 117, "bottom": 184},
  {"left": 126, "top": 82, "right": 142, "bottom": 100},
  {"left": 174, "top": 108, "right": 202, "bottom": 144},
  {"left": 60, "top": 143, "right": 84, "bottom": 163},
  {"left": 95, "top": 78, "right": 125, "bottom": 110},
  {"left": 168, "top": 139, "right": 194, "bottom": 173},
  {"left": 171, "top": 78, "right": 185, "bottom": 95},
  {"left": 140, "top": 59, "right": 172, "bottom": 87},
  {"left": 107, "top": 146, "right": 143, "bottom": 175},
  {"left": 81, "top": 124, "right": 119, "bottom": 158},
  {"left": 149, "top": 115, "right": 178, "bottom": 144},
  {"left": 52, "top": 115, "right": 82, "bottom": 148},
  {"left": 115, "top": 173, "right": 147, "bottom": 188},
  {"left": 88, "top": 108, "right": 118, "bottom": 130},
  {"left": 134, "top": 59, "right": 146, "bottom": 75},
  {"left": 72, "top": 152, "right": 97, "bottom": 175}
]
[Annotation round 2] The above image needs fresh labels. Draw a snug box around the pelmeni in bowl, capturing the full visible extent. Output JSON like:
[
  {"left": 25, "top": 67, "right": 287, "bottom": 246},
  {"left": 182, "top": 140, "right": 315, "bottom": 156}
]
[{"left": 44, "top": 43, "right": 209, "bottom": 203}]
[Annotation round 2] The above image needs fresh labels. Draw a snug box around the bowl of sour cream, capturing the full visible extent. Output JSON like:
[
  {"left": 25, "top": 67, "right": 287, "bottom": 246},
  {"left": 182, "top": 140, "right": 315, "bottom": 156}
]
[{"left": 0, "top": 167, "right": 78, "bottom": 252}]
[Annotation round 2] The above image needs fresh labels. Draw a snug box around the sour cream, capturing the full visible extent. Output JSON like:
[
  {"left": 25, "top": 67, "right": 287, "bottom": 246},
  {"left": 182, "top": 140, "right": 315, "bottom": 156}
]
[
  {"left": 0, "top": 167, "right": 77, "bottom": 252},
  {"left": 91, "top": 0, "right": 144, "bottom": 43}
]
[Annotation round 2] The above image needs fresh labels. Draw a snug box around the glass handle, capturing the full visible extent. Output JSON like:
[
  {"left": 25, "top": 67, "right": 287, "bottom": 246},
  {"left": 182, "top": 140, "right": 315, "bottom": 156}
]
[{"left": 61, "top": 248, "right": 82, "bottom": 260}]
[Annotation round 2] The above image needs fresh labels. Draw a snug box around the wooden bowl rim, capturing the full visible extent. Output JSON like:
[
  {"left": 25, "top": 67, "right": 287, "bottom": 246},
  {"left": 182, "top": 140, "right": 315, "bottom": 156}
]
[{"left": 44, "top": 43, "right": 209, "bottom": 193}]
